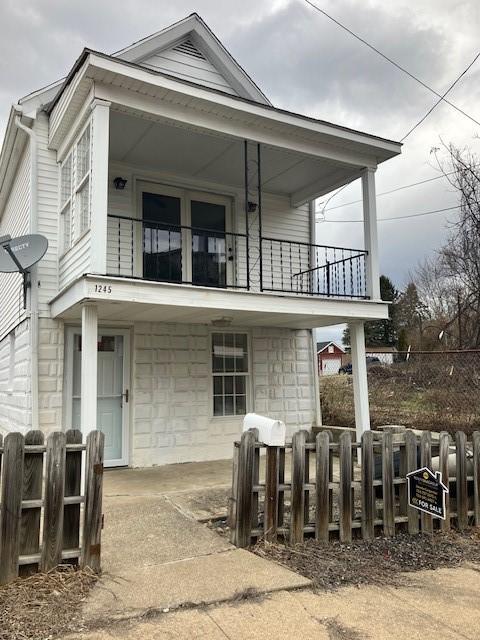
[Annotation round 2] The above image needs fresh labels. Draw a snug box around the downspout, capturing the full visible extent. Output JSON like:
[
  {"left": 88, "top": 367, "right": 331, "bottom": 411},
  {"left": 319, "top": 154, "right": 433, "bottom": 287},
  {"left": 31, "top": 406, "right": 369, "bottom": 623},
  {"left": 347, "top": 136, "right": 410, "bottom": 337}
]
[
  {"left": 14, "top": 113, "right": 39, "bottom": 431},
  {"left": 309, "top": 199, "right": 322, "bottom": 426}
]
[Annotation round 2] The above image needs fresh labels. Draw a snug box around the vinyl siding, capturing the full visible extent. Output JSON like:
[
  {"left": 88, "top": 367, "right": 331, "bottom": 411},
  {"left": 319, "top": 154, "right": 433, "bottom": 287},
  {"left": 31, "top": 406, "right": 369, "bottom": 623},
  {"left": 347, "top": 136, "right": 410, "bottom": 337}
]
[
  {"left": 58, "top": 230, "right": 91, "bottom": 290},
  {"left": 139, "top": 39, "right": 238, "bottom": 96},
  {"left": 35, "top": 113, "right": 60, "bottom": 312},
  {"left": 0, "top": 144, "right": 30, "bottom": 340}
]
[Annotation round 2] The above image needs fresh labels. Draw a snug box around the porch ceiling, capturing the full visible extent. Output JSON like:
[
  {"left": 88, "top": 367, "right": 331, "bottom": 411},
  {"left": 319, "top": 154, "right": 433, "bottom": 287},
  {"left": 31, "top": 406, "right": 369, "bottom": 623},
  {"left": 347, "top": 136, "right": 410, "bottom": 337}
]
[
  {"left": 109, "top": 110, "right": 362, "bottom": 204},
  {"left": 50, "top": 275, "right": 389, "bottom": 330}
]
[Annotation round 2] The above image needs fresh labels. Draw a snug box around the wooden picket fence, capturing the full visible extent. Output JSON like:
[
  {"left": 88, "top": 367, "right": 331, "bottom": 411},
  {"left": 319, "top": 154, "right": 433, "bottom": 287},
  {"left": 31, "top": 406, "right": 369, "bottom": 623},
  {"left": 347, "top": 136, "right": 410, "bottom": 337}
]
[
  {"left": 229, "top": 429, "right": 480, "bottom": 547},
  {"left": 0, "top": 429, "right": 104, "bottom": 584}
]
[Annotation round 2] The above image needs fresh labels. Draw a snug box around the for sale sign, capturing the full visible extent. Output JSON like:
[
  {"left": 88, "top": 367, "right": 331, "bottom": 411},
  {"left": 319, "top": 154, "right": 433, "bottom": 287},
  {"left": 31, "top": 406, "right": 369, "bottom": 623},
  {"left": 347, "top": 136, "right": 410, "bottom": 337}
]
[{"left": 407, "top": 467, "right": 449, "bottom": 520}]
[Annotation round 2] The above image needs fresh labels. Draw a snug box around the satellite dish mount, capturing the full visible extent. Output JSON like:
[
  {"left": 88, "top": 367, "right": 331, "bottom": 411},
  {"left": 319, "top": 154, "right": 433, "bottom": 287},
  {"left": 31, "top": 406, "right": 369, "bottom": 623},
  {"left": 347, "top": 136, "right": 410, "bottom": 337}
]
[{"left": 0, "top": 234, "right": 49, "bottom": 309}]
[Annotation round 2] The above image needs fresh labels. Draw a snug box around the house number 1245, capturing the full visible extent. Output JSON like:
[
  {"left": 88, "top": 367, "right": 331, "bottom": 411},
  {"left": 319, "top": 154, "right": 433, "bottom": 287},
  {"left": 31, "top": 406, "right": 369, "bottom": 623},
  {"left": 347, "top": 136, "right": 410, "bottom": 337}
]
[{"left": 94, "top": 284, "right": 112, "bottom": 294}]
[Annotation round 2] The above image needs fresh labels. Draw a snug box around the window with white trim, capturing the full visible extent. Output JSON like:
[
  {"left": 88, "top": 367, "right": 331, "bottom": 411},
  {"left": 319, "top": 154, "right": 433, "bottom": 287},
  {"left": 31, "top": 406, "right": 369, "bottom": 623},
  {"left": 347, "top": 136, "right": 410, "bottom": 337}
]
[
  {"left": 212, "top": 332, "right": 249, "bottom": 417},
  {"left": 59, "top": 123, "right": 92, "bottom": 252}
]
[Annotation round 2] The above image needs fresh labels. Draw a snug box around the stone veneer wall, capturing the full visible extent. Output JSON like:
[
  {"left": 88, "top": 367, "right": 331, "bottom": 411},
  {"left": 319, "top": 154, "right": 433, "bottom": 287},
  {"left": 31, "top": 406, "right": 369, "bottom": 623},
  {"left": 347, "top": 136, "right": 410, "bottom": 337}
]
[
  {"left": 38, "top": 317, "right": 64, "bottom": 434},
  {"left": 132, "top": 323, "right": 316, "bottom": 467},
  {"left": 0, "top": 319, "right": 31, "bottom": 432}
]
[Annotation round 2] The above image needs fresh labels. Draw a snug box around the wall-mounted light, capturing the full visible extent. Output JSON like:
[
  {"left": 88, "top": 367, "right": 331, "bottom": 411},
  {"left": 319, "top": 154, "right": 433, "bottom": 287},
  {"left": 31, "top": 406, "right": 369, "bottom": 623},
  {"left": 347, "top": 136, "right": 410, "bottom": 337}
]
[
  {"left": 113, "top": 177, "right": 128, "bottom": 190},
  {"left": 211, "top": 316, "right": 233, "bottom": 328},
  {"left": 247, "top": 201, "right": 257, "bottom": 213}
]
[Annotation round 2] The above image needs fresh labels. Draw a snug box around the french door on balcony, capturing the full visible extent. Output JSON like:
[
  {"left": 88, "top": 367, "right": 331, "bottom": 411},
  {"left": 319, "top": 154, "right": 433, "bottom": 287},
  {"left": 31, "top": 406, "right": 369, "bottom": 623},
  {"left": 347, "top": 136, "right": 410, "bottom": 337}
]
[{"left": 140, "top": 182, "right": 232, "bottom": 288}]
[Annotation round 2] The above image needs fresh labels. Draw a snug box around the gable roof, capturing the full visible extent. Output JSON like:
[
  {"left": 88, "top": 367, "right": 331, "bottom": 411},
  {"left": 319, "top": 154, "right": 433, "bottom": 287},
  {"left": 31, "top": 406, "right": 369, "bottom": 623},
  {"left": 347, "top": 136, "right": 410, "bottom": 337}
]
[
  {"left": 113, "top": 13, "right": 270, "bottom": 105},
  {"left": 317, "top": 341, "right": 345, "bottom": 354}
]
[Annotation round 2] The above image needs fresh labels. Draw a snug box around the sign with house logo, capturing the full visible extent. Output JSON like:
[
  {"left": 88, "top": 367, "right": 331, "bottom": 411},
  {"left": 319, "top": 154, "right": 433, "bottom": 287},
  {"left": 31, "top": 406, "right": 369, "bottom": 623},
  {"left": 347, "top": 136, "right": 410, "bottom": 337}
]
[{"left": 407, "top": 467, "right": 449, "bottom": 519}]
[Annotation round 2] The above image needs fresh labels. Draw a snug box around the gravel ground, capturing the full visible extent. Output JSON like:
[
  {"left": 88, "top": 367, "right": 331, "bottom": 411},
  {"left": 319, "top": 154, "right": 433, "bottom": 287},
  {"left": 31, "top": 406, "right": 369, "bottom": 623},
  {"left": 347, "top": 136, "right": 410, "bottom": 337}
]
[
  {"left": 0, "top": 566, "right": 98, "bottom": 640},
  {"left": 255, "top": 529, "right": 480, "bottom": 590}
]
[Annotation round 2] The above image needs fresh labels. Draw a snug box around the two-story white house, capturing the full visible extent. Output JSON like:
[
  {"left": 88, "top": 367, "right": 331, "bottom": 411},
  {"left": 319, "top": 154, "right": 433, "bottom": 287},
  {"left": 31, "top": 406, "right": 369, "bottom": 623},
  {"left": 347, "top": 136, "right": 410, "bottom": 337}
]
[{"left": 0, "top": 14, "right": 401, "bottom": 467}]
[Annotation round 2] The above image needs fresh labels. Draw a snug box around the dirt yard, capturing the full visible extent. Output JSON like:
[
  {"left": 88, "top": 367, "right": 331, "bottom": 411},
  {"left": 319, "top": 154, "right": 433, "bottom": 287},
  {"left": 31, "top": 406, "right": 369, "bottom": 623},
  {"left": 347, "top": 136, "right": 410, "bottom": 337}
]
[
  {"left": 320, "top": 362, "right": 480, "bottom": 433},
  {"left": 255, "top": 529, "right": 480, "bottom": 590}
]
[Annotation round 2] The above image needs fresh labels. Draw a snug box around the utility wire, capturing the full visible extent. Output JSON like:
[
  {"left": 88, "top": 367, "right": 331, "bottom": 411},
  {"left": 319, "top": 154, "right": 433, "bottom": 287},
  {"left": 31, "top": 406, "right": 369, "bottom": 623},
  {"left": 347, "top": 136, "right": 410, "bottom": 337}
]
[
  {"left": 319, "top": 204, "right": 460, "bottom": 223},
  {"left": 319, "top": 171, "right": 456, "bottom": 213},
  {"left": 401, "top": 51, "right": 480, "bottom": 141},
  {"left": 303, "top": 0, "right": 480, "bottom": 129}
]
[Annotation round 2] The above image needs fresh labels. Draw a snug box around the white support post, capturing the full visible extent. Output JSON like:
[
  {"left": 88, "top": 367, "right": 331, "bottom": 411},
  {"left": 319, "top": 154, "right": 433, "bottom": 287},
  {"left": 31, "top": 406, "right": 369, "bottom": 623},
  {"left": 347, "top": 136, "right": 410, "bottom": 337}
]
[
  {"left": 90, "top": 99, "right": 111, "bottom": 274},
  {"left": 81, "top": 304, "right": 98, "bottom": 434},
  {"left": 350, "top": 321, "right": 370, "bottom": 439},
  {"left": 362, "top": 167, "right": 380, "bottom": 300}
]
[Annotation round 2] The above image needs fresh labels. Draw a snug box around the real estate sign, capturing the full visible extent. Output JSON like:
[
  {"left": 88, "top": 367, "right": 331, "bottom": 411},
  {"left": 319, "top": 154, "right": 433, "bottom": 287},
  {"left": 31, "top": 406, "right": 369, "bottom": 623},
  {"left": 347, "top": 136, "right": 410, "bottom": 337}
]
[{"left": 407, "top": 467, "right": 449, "bottom": 520}]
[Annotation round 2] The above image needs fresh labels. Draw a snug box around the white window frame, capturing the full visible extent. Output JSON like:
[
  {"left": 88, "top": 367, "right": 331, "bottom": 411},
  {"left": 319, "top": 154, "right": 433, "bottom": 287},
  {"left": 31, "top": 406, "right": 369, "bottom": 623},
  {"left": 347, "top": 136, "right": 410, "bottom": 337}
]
[
  {"left": 210, "top": 330, "right": 251, "bottom": 419},
  {"left": 59, "top": 120, "right": 92, "bottom": 255}
]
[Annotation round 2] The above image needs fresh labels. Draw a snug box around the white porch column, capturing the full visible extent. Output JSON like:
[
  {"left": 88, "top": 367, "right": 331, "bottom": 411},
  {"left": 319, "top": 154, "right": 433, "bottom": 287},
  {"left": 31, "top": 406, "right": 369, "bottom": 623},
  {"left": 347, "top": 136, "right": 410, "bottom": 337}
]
[
  {"left": 362, "top": 167, "right": 380, "bottom": 300},
  {"left": 81, "top": 304, "right": 98, "bottom": 434},
  {"left": 90, "top": 99, "right": 111, "bottom": 274},
  {"left": 350, "top": 321, "right": 370, "bottom": 438}
]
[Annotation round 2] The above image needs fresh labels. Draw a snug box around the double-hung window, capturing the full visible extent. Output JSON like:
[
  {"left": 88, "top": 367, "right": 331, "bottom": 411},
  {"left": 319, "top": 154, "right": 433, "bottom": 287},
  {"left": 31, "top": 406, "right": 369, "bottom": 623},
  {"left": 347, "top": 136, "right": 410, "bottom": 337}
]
[
  {"left": 212, "top": 332, "right": 249, "bottom": 417},
  {"left": 60, "top": 124, "right": 91, "bottom": 252}
]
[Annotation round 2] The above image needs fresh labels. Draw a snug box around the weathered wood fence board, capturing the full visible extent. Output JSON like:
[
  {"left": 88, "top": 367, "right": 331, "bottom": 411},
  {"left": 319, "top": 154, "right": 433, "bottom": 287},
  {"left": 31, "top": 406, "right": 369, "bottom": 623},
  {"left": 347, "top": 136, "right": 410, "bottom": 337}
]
[
  {"left": 230, "top": 428, "right": 479, "bottom": 547},
  {"left": 0, "top": 429, "right": 104, "bottom": 585}
]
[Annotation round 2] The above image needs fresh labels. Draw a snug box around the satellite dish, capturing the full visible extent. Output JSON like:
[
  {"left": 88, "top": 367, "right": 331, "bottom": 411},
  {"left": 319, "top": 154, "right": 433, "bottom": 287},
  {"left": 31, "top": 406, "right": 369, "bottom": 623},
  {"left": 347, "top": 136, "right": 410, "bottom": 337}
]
[{"left": 0, "top": 234, "right": 48, "bottom": 273}]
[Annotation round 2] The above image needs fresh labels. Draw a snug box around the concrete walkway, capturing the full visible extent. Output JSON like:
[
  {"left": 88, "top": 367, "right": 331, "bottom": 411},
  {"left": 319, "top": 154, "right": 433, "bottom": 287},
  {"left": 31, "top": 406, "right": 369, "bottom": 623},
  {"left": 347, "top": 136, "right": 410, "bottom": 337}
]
[
  {"left": 69, "top": 462, "right": 480, "bottom": 639},
  {"left": 78, "top": 461, "right": 309, "bottom": 628}
]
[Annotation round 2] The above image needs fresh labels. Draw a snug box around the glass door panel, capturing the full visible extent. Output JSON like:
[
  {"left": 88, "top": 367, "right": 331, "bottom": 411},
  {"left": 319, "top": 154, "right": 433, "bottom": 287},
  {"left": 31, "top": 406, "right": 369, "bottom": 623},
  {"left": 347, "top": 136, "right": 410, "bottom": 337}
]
[
  {"left": 191, "top": 200, "right": 226, "bottom": 287},
  {"left": 142, "top": 192, "right": 182, "bottom": 282}
]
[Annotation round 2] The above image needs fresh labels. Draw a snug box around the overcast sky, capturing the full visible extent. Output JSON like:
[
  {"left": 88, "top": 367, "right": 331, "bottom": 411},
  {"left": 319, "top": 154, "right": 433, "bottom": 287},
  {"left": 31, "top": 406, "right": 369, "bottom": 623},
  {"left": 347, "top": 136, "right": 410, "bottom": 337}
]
[{"left": 1, "top": 0, "right": 479, "bottom": 343}]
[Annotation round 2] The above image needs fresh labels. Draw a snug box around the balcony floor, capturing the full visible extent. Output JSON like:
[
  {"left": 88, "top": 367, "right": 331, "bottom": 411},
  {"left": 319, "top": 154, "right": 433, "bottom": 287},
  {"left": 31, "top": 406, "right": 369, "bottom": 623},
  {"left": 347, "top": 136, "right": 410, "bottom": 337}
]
[{"left": 49, "top": 274, "right": 388, "bottom": 329}]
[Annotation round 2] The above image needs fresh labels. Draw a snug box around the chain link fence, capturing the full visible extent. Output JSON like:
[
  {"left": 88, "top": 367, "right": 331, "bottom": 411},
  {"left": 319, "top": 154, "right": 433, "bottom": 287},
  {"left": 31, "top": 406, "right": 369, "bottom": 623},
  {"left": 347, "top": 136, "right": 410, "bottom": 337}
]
[{"left": 320, "top": 350, "right": 480, "bottom": 434}]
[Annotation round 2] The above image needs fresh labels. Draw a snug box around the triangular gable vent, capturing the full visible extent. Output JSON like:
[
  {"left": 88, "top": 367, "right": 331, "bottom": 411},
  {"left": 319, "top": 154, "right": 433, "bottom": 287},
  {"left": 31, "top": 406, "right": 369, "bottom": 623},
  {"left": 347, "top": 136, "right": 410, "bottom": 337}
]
[{"left": 172, "top": 39, "right": 206, "bottom": 60}]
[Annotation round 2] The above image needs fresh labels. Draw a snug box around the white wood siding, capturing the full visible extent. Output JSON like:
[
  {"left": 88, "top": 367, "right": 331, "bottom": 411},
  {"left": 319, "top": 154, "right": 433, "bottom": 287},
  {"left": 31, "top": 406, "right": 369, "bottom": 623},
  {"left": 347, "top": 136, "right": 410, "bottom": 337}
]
[
  {"left": 139, "top": 39, "right": 238, "bottom": 96},
  {"left": 0, "top": 144, "right": 30, "bottom": 340},
  {"left": 35, "top": 113, "right": 60, "bottom": 313},
  {"left": 58, "top": 231, "right": 91, "bottom": 290}
]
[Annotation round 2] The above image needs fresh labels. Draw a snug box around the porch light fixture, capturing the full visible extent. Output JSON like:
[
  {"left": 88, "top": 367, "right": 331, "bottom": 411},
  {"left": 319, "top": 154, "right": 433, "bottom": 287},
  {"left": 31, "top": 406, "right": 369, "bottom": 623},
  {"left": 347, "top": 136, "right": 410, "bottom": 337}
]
[
  {"left": 247, "top": 201, "right": 257, "bottom": 213},
  {"left": 113, "top": 177, "right": 128, "bottom": 190},
  {"left": 211, "top": 316, "right": 233, "bottom": 328}
]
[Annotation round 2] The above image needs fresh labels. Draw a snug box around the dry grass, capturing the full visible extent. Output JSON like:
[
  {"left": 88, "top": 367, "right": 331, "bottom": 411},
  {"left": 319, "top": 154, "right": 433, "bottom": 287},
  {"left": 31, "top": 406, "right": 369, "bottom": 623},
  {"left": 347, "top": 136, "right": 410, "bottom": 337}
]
[
  {"left": 320, "top": 362, "right": 480, "bottom": 434},
  {"left": 0, "top": 565, "right": 98, "bottom": 640}
]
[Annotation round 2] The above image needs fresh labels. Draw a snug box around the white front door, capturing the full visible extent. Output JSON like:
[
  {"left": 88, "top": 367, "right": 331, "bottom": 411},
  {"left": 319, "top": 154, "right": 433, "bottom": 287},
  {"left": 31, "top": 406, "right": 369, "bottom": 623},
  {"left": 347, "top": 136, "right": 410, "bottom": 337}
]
[{"left": 68, "top": 328, "right": 130, "bottom": 467}]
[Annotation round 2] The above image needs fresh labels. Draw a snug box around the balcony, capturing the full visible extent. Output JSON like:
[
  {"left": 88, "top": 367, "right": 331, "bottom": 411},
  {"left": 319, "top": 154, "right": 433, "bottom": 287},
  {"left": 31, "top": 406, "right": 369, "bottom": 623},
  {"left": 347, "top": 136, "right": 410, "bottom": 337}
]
[{"left": 107, "top": 214, "right": 368, "bottom": 300}]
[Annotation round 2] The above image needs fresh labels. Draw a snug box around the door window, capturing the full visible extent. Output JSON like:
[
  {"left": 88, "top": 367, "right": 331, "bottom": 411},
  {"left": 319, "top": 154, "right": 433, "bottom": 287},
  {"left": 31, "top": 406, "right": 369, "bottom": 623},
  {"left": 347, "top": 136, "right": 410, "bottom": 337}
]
[
  {"left": 142, "top": 192, "right": 182, "bottom": 282},
  {"left": 191, "top": 200, "right": 226, "bottom": 287}
]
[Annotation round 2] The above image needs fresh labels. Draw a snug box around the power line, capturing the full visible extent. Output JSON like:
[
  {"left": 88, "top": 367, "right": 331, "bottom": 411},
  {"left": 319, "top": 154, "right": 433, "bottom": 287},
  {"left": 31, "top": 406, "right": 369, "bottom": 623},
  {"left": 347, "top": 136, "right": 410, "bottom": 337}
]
[
  {"left": 401, "top": 51, "right": 480, "bottom": 141},
  {"left": 318, "top": 204, "right": 460, "bottom": 223},
  {"left": 303, "top": 0, "right": 480, "bottom": 129},
  {"left": 319, "top": 171, "right": 456, "bottom": 213}
]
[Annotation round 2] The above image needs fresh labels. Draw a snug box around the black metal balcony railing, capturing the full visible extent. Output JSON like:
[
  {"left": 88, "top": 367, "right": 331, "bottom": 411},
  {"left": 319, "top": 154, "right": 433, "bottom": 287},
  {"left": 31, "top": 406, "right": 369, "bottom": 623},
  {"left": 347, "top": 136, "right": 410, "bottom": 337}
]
[
  {"left": 260, "top": 237, "right": 368, "bottom": 299},
  {"left": 107, "top": 214, "right": 249, "bottom": 289},
  {"left": 107, "top": 215, "right": 368, "bottom": 299}
]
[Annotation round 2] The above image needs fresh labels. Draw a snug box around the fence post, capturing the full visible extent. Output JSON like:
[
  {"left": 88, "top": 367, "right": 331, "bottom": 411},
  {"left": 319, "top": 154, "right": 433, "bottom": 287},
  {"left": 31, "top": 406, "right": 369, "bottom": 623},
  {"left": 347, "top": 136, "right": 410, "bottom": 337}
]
[
  {"left": 64, "top": 429, "right": 83, "bottom": 561},
  {"left": 228, "top": 443, "right": 239, "bottom": 543},
  {"left": 234, "top": 430, "right": 256, "bottom": 548},
  {"left": 0, "top": 433, "right": 24, "bottom": 584},
  {"left": 82, "top": 430, "right": 105, "bottom": 571},
  {"left": 339, "top": 432, "right": 352, "bottom": 543},
  {"left": 42, "top": 432, "right": 67, "bottom": 571},
  {"left": 315, "top": 431, "right": 330, "bottom": 542},
  {"left": 405, "top": 430, "right": 419, "bottom": 534},
  {"left": 439, "top": 432, "right": 450, "bottom": 532},
  {"left": 20, "top": 430, "right": 44, "bottom": 574},
  {"left": 361, "top": 431, "right": 375, "bottom": 540},
  {"left": 398, "top": 433, "right": 408, "bottom": 528},
  {"left": 382, "top": 431, "right": 395, "bottom": 537},
  {"left": 264, "top": 446, "right": 279, "bottom": 542},
  {"left": 290, "top": 430, "right": 307, "bottom": 544},
  {"left": 420, "top": 431, "right": 433, "bottom": 534},
  {"left": 473, "top": 431, "right": 480, "bottom": 527},
  {"left": 455, "top": 431, "right": 468, "bottom": 530},
  {"left": 278, "top": 447, "right": 286, "bottom": 528}
]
